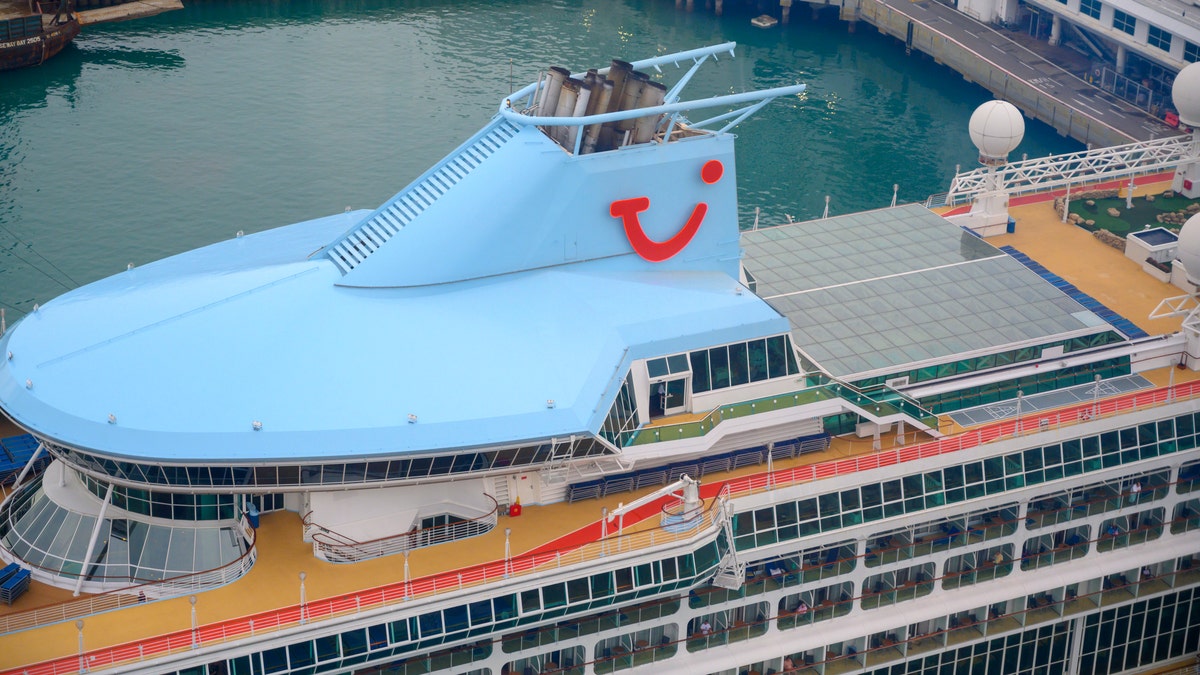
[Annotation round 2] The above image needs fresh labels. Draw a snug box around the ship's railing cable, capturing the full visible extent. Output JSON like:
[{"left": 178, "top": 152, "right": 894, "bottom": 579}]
[{"left": 0, "top": 221, "right": 79, "bottom": 318}]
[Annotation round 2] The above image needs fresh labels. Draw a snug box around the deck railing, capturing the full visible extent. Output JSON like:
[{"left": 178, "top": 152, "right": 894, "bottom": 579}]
[
  {"left": 0, "top": 504, "right": 729, "bottom": 675},
  {"left": 628, "top": 383, "right": 937, "bottom": 446},
  {"left": 310, "top": 495, "right": 501, "bottom": 563},
  {"left": 718, "top": 380, "right": 1200, "bottom": 501},
  {"left": 5, "top": 380, "right": 1200, "bottom": 675},
  {"left": 0, "top": 519, "right": 256, "bottom": 635},
  {"left": 0, "top": 493, "right": 257, "bottom": 597}
]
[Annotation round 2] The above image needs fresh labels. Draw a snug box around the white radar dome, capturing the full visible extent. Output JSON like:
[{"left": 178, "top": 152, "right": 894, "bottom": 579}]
[
  {"left": 1178, "top": 213, "right": 1200, "bottom": 286},
  {"left": 1172, "top": 62, "right": 1200, "bottom": 128},
  {"left": 969, "top": 100, "right": 1025, "bottom": 164}
]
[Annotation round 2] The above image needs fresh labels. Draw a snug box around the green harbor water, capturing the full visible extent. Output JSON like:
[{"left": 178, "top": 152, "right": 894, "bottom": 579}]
[{"left": 0, "top": 0, "right": 1081, "bottom": 318}]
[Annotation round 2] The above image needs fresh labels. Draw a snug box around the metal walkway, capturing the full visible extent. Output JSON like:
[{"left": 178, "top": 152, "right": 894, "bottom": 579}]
[{"left": 948, "top": 374, "right": 1153, "bottom": 426}]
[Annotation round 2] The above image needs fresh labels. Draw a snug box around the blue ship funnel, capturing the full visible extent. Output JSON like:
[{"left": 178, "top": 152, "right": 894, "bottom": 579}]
[{"left": 325, "top": 43, "right": 805, "bottom": 288}]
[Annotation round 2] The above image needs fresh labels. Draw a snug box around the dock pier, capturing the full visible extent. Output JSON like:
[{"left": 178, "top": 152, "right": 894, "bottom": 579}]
[
  {"left": 0, "top": 0, "right": 181, "bottom": 28},
  {"left": 75, "top": 0, "right": 183, "bottom": 26},
  {"left": 672, "top": 0, "right": 1177, "bottom": 148}
]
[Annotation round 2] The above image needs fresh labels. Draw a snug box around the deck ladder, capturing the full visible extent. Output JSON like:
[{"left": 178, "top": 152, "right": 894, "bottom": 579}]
[
  {"left": 711, "top": 502, "right": 747, "bottom": 590},
  {"left": 327, "top": 118, "right": 523, "bottom": 274}
]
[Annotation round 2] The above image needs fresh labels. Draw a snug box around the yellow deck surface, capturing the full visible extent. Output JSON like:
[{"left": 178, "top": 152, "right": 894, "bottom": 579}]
[
  {"left": 3, "top": 182, "right": 1199, "bottom": 668},
  {"left": 0, "top": 435, "right": 892, "bottom": 668},
  {"left": 991, "top": 180, "right": 1187, "bottom": 338}
]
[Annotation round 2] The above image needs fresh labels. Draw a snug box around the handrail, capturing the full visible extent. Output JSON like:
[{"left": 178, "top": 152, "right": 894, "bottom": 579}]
[
  {"left": 628, "top": 382, "right": 937, "bottom": 446},
  {"left": 311, "top": 495, "right": 500, "bottom": 563},
  {"left": 628, "top": 386, "right": 833, "bottom": 445},
  {"left": 0, "top": 491, "right": 257, "bottom": 593},
  {"left": 940, "top": 137, "right": 1188, "bottom": 206},
  {"left": 0, "top": 521, "right": 256, "bottom": 635},
  {"left": 1, "top": 503, "right": 728, "bottom": 675},
  {"left": 717, "top": 380, "right": 1200, "bottom": 501},
  {"left": 6, "top": 380, "right": 1198, "bottom": 674}
]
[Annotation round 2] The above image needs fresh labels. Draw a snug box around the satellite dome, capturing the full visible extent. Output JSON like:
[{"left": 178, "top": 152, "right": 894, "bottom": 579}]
[
  {"left": 1172, "top": 62, "right": 1200, "bottom": 128},
  {"left": 1178, "top": 213, "right": 1200, "bottom": 286},
  {"left": 969, "top": 100, "right": 1025, "bottom": 164}
]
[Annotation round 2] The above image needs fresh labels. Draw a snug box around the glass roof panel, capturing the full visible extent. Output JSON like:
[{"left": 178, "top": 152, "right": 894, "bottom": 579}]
[{"left": 747, "top": 204, "right": 1117, "bottom": 379}]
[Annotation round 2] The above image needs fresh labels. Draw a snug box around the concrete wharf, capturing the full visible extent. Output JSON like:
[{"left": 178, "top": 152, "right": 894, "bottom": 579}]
[
  {"left": 685, "top": 0, "right": 1179, "bottom": 148},
  {"left": 839, "top": 0, "right": 1173, "bottom": 147},
  {"left": 0, "top": 0, "right": 181, "bottom": 25}
]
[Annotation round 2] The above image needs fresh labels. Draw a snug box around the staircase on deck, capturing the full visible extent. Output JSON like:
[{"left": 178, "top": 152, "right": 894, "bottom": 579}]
[{"left": 327, "top": 119, "right": 523, "bottom": 274}]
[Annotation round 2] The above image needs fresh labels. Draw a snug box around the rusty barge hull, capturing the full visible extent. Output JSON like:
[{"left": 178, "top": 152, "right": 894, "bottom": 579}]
[{"left": 0, "top": 17, "right": 78, "bottom": 71}]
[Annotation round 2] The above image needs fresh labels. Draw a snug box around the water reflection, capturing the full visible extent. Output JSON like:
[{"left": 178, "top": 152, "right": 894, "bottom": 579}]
[
  {"left": 74, "top": 43, "right": 186, "bottom": 71},
  {"left": 0, "top": 43, "right": 84, "bottom": 116}
]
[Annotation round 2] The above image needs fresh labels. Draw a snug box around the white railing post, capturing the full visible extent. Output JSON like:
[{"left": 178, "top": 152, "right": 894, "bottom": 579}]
[
  {"left": 403, "top": 551, "right": 411, "bottom": 599},
  {"left": 299, "top": 572, "right": 307, "bottom": 624},
  {"left": 504, "top": 528, "right": 512, "bottom": 578},
  {"left": 1015, "top": 391, "right": 1023, "bottom": 437},
  {"left": 189, "top": 595, "right": 198, "bottom": 649},
  {"left": 77, "top": 620, "right": 86, "bottom": 673}
]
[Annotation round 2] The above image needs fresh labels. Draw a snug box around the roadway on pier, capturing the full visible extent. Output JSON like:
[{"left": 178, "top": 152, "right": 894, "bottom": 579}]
[{"left": 868, "top": 0, "right": 1174, "bottom": 143}]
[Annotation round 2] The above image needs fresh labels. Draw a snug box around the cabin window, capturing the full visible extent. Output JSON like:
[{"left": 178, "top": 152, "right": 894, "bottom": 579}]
[
  {"left": 418, "top": 611, "right": 443, "bottom": 638},
  {"left": 260, "top": 646, "right": 289, "bottom": 674},
  {"left": 520, "top": 589, "right": 541, "bottom": 613},
  {"left": 747, "top": 339, "right": 768, "bottom": 381},
  {"left": 367, "top": 624, "right": 388, "bottom": 650},
  {"left": 340, "top": 629, "right": 368, "bottom": 656},
  {"left": 729, "top": 342, "right": 749, "bottom": 386},
  {"left": 389, "top": 619, "right": 409, "bottom": 643},
  {"left": 690, "top": 351, "right": 711, "bottom": 393},
  {"left": 591, "top": 572, "right": 614, "bottom": 598},
  {"left": 661, "top": 557, "right": 678, "bottom": 581},
  {"left": 710, "top": 347, "right": 730, "bottom": 389},
  {"left": 468, "top": 600, "right": 492, "bottom": 626},
  {"left": 287, "top": 642, "right": 315, "bottom": 669},
  {"left": 443, "top": 606, "right": 469, "bottom": 634},
  {"left": 543, "top": 583, "right": 567, "bottom": 608},
  {"left": 566, "top": 578, "right": 590, "bottom": 605},
  {"left": 314, "top": 635, "right": 339, "bottom": 663}
]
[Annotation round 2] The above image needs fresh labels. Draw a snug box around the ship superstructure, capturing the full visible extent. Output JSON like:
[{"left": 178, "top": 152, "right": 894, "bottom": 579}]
[{"left": 0, "top": 43, "right": 1198, "bottom": 675}]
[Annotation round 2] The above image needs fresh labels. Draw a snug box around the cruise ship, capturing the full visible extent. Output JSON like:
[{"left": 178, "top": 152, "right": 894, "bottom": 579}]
[{"left": 1, "top": 43, "right": 1199, "bottom": 675}]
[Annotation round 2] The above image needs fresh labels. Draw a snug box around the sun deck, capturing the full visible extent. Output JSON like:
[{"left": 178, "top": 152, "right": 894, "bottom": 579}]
[{"left": 3, "top": 179, "right": 1199, "bottom": 671}]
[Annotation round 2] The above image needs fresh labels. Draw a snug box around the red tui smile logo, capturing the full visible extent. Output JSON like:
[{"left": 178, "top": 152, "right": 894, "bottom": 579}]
[{"left": 609, "top": 159, "right": 723, "bottom": 262}]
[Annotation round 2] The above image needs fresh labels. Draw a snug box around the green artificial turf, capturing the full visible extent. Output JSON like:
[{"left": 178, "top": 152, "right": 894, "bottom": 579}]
[{"left": 1068, "top": 192, "right": 1197, "bottom": 235}]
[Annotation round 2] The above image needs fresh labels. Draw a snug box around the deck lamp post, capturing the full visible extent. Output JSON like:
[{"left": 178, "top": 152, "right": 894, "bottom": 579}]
[
  {"left": 189, "top": 595, "right": 198, "bottom": 649},
  {"left": 1093, "top": 375, "right": 1101, "bottom": 417},
  {"left": 76, "top": 620, "right": 85, "bottom": 673},
  {"left": 601, "top": 507, "right": 608, "bottom": 557},
  {"left": 403, "top": 551, "right": 411, "bottom": 599},
  {"left": 504, "top": 528, "right": 512, "bottom": 578},
  {"left": 299, "top": 572, "right": 307, "bottom": 624},
  {"left": 767, "top": 442, "right": 775, "bottom": 490},
  {"left": 1015, "top": 391, "right": 1023, "bottom": 437}
]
